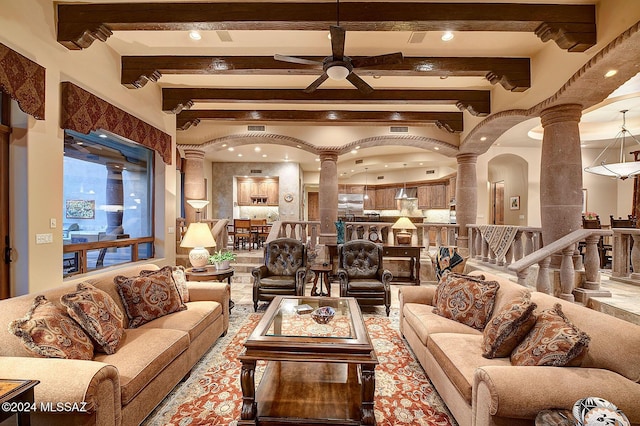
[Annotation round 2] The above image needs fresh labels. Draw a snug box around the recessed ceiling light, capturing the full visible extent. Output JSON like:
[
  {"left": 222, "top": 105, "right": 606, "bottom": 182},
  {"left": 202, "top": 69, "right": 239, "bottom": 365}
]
[
  {"left": 98, "top": 134, "right": 107, "bottom": 139},
  {"left": 605, "top": 69, "right": 618, "bottom": 78},
  {"left": 315, "top": 158, "right": 320, "bottom": 162},
  {"left": 318, "top": 167, "right": 322, "bottom": 171},
  {"left": 350, "top": 169, "right": 354, "bottom": 172},
  {"left": 238, "top": 153, "right": 243, "bottom": 157},
  {"left": 355, "top": 146, "right": 361, "bottom": 149},
  {"left": 262, "top": 154, "right": 267, "bottom": 158},
  {"left": 384, "top": 164, "right": 388, "bottom": 168},
  {"left": 441, "top": 31, "right": 454, "bottom": 41},
  {"left": 434, "top": 147, "right": 440, "bottom": 151},
  {"left": 351, "top": 150, "right": 358, "bottom": 154},
  {"left": 296, "top": 145, "right": 302, "bottom": 148},
  {"left": 480, "top": 136, "right": 487, "bottom": 141},
  {"left": 189, "top": 30, "right": 201, "bottom": 41},
  {"left": 419, "top": 162, "right": 423, "bottom": 166},
  {"left": 222, "top": 143, "right": 227, "bottom": 147},
  {"left": 254, "top": 147, "right": 261, "bottom": 152},
  {"left": 228, "top": 147, "right": 234, "bottom": 151},
  {"left": 373, "top": 75, "right": 381, "bottom": 79}
]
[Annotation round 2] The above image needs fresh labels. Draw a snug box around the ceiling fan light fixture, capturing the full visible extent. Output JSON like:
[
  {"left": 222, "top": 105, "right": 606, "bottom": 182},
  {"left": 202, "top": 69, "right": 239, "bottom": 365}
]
[{"left": 327, "top": 65, "right": 350, "bottom": 80}]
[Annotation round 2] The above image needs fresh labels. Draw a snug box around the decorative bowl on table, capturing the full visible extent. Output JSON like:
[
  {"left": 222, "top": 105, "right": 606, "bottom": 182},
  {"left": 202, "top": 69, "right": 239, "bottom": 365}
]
[{"left": 311, "top": 306, "right": 335, "bottom": 324}]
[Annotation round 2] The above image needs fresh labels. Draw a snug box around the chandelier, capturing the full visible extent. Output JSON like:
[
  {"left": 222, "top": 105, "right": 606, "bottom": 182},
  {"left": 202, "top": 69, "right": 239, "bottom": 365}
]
[{"left": 584, "top": 109, "right": 640, "bottom": 180}]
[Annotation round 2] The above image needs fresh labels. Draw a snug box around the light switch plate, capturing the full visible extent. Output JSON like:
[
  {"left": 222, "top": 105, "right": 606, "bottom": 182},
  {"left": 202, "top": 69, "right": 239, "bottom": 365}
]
[{"left": 50, "top": 218, "right": 57, "bottom": 228}]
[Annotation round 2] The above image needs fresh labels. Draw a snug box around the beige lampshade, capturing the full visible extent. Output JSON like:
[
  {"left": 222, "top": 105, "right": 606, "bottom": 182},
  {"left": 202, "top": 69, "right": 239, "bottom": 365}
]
[
  {"left": 180, "top": 223, "right": 216, "bottom": 269},
  {"left": 392, "top": 217, "right": 417, "bottom": 230},
  {"left": 186, "top": 199, "right": 210, "bottom": 210}
]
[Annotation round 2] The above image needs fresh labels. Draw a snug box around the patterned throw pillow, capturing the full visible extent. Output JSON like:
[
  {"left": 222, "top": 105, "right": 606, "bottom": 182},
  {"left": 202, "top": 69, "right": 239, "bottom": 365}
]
[
  {"left": 511, "top": 303, "right": 590, "bottom": 367},
  {"left": 171, "top": 265, "right": 189, "bottom": 303},
  {"left": 115, "top": 266, "right": 187, "bottom": 328},
  {"left": 8, "top": 295, "right": 94, "bottom": 360},
  {"left": 482, "top": 295, "right": 537, "bottom": 358},
  {"left": 61, "top": 283, "right": 125, "bottom": 354},
  {"left": 432, "top": 273, "right": 499, "bottom": 330}
]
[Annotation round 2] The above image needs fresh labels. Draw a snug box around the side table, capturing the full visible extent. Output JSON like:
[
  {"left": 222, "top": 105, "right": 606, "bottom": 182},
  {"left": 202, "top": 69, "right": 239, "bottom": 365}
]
[
  {"left": 310, "top": 263, "right": 332, "bottom": 297},
  {"left": 185, "top": 266, "right": 235, "bottom": 309},
  {"left": 0, "top": 379, "right": 40, "bottom": 426}
]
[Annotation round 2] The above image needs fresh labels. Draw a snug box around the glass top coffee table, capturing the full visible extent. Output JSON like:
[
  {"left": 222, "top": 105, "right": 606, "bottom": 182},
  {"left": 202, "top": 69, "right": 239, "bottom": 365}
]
[{"left": 238, "top": 296, "right": 378, "bottom": 425}]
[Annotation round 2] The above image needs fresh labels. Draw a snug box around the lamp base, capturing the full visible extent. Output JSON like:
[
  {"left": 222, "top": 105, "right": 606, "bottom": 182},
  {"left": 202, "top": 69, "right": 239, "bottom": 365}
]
[
  {"left": 189, "top": 247, "right": 210, "bottom": 269},
  {"left": 396, "top": 231, "right": 412, "bottom": 245}
]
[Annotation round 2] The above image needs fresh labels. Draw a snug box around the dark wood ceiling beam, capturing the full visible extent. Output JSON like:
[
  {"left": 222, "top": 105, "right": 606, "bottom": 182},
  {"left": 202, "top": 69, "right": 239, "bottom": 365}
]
[
  {"left": 58, "top": 2, "right": 596, "bottom": 52},
  {"left": 176, "top": 110, "right": 463, "bottom": 132},
  {"left": 162, "top": 88, "right": 491, "bottom": 116},
  {"left": 122, "top": 56, "right": 530, "bottom": 92}
]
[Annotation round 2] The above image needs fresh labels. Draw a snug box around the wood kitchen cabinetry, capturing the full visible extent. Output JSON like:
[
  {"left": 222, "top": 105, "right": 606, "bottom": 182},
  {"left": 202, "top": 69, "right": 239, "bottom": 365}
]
[
  {"left": 418, "top": 183, "right": 448, "bottom": 209},
  {"left": 237, "top": 177, "right": 279, "bottom": 206},
  {"left": 375, "top": 187, "right": 397, "bottom": 210},
  {"left": 364, "top": 188, "right": 376, "bottom": 210}
]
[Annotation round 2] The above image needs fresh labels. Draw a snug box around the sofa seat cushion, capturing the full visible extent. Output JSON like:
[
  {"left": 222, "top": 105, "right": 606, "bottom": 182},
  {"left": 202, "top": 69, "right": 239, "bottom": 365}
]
[
  {"left": 427, "top": 333, "right": 511, "bottom": 403},
  {"left": 259, "top": 277, "right": 295, "bottom": 288},
  {"left": 343, "top": 279, "right": 385, "bottom": 292},
  {"left": 94, "top": 327, "right": 189, "bottom": 405},
  {"left": 137, "top": 301, "right": 222, "bottom": 341},
  {"left": 403, "top": 303, "right": 481, "bottom": 346}
]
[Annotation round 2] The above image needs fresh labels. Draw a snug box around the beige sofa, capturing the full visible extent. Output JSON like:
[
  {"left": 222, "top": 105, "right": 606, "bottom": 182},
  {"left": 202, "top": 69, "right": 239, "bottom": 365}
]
[
  {"left": 0, "top": 262, "right": 230, "bottom": 426},
  {"left": 399, "top": 270, "right": 640, "bottom": 426}
]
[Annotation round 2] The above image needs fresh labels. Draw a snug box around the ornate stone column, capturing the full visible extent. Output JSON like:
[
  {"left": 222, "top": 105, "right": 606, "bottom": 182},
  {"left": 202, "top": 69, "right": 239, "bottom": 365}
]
[
  {"left": 318, "top": 150, "right": 339, "bottom": 245},
  {"left": 455, "top": 153, "right": 478, "bottom": 256},
  {"left": 539, "top": 104, "right": 584, "bottom": 266},
  {"left": 182, "top": 149, "right": 206, "bottom": 223},
  {"left": 105, "top": 162, "right": 124, "bottom": 234}
]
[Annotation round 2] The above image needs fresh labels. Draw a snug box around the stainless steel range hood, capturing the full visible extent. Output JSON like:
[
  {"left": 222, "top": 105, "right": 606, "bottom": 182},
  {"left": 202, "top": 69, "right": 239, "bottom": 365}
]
[{"left": 395, "top": 187, "right": 418, "bottom": 200}]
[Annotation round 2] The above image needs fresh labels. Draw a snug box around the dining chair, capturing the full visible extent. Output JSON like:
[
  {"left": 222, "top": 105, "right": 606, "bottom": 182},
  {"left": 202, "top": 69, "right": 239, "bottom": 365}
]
[{"left": 233, "top": 219, "right": 252, "bottom": 250}]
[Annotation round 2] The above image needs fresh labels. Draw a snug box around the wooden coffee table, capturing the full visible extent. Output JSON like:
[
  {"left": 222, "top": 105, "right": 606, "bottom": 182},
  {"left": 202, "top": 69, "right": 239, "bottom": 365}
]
[
  {"left": 0, "top": 379, "right": 39, "bottom": 426},
  {"left": 238, "top": 296, "right": 378, "bottom": 425}
]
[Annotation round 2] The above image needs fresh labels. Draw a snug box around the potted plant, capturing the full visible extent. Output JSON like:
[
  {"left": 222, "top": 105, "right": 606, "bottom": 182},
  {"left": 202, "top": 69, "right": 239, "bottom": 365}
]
[{"left": 209, "top": 250, "right": 237, "bottom": 270}]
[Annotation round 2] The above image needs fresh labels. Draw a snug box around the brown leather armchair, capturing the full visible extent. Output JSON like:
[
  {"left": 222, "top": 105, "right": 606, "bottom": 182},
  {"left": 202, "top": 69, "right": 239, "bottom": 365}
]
[
  {"left": 252, "top": 238, "right": 307, "bottom": 311},
  {"left": 337, "top": 239, "right": 392, "bottom": 316}
]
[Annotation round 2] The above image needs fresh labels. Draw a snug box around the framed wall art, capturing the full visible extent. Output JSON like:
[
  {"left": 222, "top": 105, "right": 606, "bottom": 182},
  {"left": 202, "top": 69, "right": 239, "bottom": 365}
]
[
  {"left": 510, "top": 196, "right": 520, "bottom": 210},
  {"left": 66, "top": 199, "right": 95, "bottom": 219}
]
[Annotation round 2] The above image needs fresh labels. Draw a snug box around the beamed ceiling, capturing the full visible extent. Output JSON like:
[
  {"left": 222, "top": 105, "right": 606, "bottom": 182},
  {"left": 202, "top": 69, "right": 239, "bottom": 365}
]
[{"left": 55, "top": 1, "right": 640, "bottom": 178}]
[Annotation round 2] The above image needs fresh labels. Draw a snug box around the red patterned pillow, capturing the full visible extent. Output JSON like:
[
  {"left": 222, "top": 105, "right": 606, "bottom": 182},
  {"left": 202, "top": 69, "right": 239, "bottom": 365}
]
[
  {"left": 61, "top": 283, "right": 125, "bottom": 354},
  {"left": 432, "top": 273, "right": 499, "bottom": 330},
  {"left": 482, "top": 295, "right": 537, "bottom": 358},
  {"left": 171, "top": 265, "right": 189, "bottom": 303},
  {"left": 511, "top": 303, "right": 590, "bottom": 367},
  {"left": 8, "top": 295, "right": 94, "bottom": 360},
  {"left": 115, "top": 266, "right": 187, "bottom": 328}
]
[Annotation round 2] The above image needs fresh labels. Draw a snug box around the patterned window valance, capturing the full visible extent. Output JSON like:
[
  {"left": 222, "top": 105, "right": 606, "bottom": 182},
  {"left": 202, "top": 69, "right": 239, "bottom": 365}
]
[
  {"left": 60, "top": 82, "right": 172, "bottom": 165},
  {"left": 0, "top": 43, "right": 45, "bottom": 120}
]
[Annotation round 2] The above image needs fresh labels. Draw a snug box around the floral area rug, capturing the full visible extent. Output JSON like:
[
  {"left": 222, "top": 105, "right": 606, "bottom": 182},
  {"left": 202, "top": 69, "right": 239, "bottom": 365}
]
[{"left": 142, "top": 305, "right": 457, "bottom": 426}]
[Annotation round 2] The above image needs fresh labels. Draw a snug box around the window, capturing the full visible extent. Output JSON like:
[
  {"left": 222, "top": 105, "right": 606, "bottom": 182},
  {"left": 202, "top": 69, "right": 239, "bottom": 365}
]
[{"left": 63, "top": 130, "right": 154, "bottom": 275}]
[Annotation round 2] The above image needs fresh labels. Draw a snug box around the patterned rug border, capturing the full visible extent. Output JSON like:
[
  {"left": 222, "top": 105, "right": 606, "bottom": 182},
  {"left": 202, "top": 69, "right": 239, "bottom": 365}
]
[{"left": 142, "top": 304, "right": 457, "bottom": 426}]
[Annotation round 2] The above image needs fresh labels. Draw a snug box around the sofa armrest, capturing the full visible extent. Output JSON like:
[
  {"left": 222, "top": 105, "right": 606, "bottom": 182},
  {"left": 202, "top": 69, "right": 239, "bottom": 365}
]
[
  {"left": 474, "top": 366, "right": 640, "bottom": 423},
  {"left": 186, "top": 281, "right": 231, "bottom": 331},
  {"left": 0, "top": 357, "right": 120, "bottom": 422}
]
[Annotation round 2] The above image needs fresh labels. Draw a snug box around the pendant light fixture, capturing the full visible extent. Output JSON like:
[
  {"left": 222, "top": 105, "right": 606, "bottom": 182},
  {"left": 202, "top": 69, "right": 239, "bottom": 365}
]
[
  {"left": 584, "top": 109, "right": 640, "bottom": 180},
  {"left": 363, "top": 167, "right": 369, "bottom": 200}
]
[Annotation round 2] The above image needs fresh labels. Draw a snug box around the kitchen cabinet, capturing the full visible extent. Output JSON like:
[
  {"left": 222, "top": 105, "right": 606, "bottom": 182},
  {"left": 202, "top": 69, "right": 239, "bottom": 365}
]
[
  {"left": 418, "top": 183, "right": 448, "bottom": 209},
  {"left": 364, "top": 188, "right": 376, "bottom": 210},
  {"left": 237, "top": 178, "right": 279, "bottom": 206},
  {"left": 375, "top": 187, "right": 397, "bottom": 210}
]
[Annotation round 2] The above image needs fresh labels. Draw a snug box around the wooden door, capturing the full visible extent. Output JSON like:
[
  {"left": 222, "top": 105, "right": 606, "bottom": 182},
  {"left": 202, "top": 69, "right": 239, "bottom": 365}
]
[
  {"left": 308, "top": 192, "right": 319, "bottom": 221},
  {"left": 491, "top": 181, "right": 505, "bottom": 225},
  {"left": 0, "top": 96, "right": 9, "bottom": 299}
]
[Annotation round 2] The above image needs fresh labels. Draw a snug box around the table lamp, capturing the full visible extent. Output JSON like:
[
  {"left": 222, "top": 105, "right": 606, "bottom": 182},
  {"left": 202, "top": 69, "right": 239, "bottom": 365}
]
[
  {"left": 392, "top": 217, "right": 417, "bottom": 245},
  {"left": 180, "top": 222, "right": 216, "bottom": 271}
]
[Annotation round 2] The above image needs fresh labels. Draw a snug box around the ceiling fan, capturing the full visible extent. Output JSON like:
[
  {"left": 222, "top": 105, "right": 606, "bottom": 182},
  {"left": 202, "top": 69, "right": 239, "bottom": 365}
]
[{"left": 274, "top": 25, "right": 403, "bottom": 94}]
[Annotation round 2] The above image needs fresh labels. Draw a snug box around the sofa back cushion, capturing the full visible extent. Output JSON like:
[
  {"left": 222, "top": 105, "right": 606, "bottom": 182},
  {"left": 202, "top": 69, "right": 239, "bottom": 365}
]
[
  {"left": 482, "top": 295, "right": 537, "bottom": 358},
  {"left": 531, "top": 292, "right": 640, "bottom": 383}
]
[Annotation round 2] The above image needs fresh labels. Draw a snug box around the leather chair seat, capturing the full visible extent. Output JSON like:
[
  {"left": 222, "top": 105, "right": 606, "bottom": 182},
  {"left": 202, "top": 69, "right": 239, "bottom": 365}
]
[
  {"left": 259, "top": 277, "right": 296, "bottom": 287},
  {"left": 343, "top": 279, "right": 386, "bottom": 291}
]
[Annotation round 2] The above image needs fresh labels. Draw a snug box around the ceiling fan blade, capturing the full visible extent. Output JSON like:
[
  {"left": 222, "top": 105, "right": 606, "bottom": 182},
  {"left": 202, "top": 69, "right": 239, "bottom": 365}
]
[
  {"left": 274, "top": 54, "right": 323, "bottom": 66},
  {"left": 351, "top": 52, "right": 404, "bottom": 69},
  {"left": 330, "top": 25, "right": 346, "bottom": 60},
  {"left": 346, "top": 72, "right": 374, "bottom": 94},
  {"left": 303, "top": 73, "right": 329, "bottom": 93}
]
